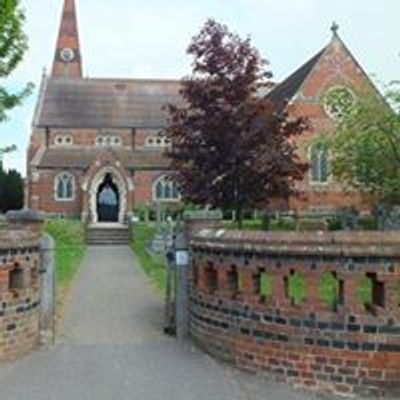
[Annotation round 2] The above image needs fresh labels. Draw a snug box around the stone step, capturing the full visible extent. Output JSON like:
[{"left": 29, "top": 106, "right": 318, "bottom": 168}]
[
  {"left": 87, "top": 233, "right": 129, "bottom": 237},
  {"left": 86, "top": 226, "right": 130, "bottom": 245}
]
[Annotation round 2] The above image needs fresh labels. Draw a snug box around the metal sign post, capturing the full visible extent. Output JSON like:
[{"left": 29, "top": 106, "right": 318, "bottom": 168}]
[{"left": 174, "top": 232, "right": 190, "bottom": 341}]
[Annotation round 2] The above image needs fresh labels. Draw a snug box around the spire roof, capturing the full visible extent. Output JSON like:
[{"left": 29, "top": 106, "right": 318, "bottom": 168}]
[{"left": 52, "top": 0, "right": 82, "bottom": 79}]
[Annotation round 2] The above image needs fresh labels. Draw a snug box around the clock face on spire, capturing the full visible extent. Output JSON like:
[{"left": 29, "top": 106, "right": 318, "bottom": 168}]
[
  {"left": 52, "top": 0, "right": 82, "bottom": 78},
  {"left": 60, "top": 47, "right": 75, "bottom": 62}
]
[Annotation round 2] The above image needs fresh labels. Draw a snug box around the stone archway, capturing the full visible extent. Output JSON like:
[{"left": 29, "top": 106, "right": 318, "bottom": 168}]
[{"left": 88, "top": 166, "right": 128, "bottom": 224}]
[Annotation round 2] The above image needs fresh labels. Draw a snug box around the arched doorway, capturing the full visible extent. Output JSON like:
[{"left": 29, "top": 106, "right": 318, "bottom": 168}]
[
  {"left": 97, "top": 173, "right": 120, "bottom": 223},
  {"left": 85, "top": 165, "right": 130, "bottom": 225}
]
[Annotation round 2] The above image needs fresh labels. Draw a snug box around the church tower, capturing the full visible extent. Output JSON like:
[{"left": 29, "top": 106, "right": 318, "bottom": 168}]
[{"left": 52, "top": 0, "right": 82, "bottom": 79}]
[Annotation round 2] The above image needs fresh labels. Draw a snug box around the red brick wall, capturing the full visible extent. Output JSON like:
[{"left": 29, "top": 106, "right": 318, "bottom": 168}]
[
  {"left": 0, "top": 230, "right": 41, "bottom": 360},
  {"left": 134, "top": 170, "right": 165, "bottom": 206},
  {"left": 190, "top": 230, "right": 400, "bottom": 397}
]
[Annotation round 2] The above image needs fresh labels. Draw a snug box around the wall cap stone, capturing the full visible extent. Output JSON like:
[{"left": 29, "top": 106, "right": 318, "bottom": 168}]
[
  {"left": 6, "top": 209, "right": 45, "bottom": 223},
  {"left": 192, "top": 229, "right": 400, "bottom": 258}
]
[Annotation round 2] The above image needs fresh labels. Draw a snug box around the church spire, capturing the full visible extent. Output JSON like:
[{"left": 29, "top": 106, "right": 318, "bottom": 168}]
[{"left": 52, "top": 0, "right": 82, "bottom": 79}]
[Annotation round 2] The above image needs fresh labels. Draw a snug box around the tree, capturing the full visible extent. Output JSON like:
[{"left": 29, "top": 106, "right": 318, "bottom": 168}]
[
  {"left": 165, "top": 19, "right": 308, "bottom": 226},
  {"left": 0, "top": 163, "right": 23, "bottom": 213},
  {"left": 326, "top": 84, "right": 400, "bottom": 205},
  {"left": 0, "top": 0, "right": 33, "bottom": 123}
]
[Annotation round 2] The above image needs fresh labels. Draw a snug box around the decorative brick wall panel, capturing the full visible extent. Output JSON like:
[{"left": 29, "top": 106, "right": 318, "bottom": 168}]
[
  {"left": 0, "top": 231, "right": 42, "bottom": 360},
  {"left": 189, "top": 230, "right": 400, "bottom": 397}
]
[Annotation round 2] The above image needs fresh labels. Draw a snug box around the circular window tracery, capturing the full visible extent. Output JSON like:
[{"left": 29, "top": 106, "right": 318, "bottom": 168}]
[{"left": 323, "top": 86, "right": 356, "bottom": 120}]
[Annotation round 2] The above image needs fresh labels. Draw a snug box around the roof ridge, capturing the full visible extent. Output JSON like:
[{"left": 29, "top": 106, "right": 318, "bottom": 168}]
[
  {"left": 48, "top": 77, "right": 181, "bottom": 84},
  {"left": 266, "top": 46, "right": 327, "bottom": 109}
]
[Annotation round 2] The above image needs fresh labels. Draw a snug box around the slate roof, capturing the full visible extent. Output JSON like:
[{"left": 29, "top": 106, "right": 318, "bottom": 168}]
[
  {"left": 36, "top": 148, "right": 171, "bottom": 170},
  {"left": 35, "top": 77, "right": 182, "bottom": 129},
  {"left": 266, "top": 47, "right": 326, "bottom": 110}
]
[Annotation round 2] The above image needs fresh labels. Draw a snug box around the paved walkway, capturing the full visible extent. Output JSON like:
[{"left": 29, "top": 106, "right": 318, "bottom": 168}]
[{"left": 0, "top": 246, "right": 319, "bottom": 400}]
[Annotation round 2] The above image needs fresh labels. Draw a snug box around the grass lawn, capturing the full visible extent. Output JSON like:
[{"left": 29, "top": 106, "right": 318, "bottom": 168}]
[
  {"left": 131, "top": 223, "right": 167, "bottom": 292},
  {"left": 45, "top": 219, "right": 86, "bottom": 290}
]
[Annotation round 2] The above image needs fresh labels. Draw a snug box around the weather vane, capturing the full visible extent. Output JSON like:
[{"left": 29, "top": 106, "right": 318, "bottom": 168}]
[{"left": 331, "top": 21, "right": 339, "bottom": 36}]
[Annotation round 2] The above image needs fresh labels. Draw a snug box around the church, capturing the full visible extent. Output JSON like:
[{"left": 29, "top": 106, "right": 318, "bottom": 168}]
[{"left": 27, "top": 0, "right": 379, "bottom": 224}]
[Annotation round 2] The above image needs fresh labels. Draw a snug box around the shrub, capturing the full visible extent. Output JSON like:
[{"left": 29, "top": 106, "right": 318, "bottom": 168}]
[
  {"left": 270, "top": 217, "right": 296, "bottom": 231},
  {"left": 358, "top": 216, "right": 378, "bottom": 230}
]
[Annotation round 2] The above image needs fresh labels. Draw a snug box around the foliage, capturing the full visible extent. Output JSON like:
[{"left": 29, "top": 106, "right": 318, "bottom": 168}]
[
  {"left": 133, "top": 202, "right": 193, "bottom": 223},
  {"left": 133, "top": 203, "right": 152, "bottom": 222},
  {"left": 327, "top": 215, "right": 342, "bottom": 231},
  {"left": 270, "top": 216, "right": 297, "bottom": 231},
  {"left": 0, "top": 162, "right": 23, "bottom": 212},
  {"left": 357, "top": 276, "right": 373, "bottom": 306},
  {"left": 260, "top": 272, "right": 273, "bottom": 299},
  {"left": 326, "top": 84, "right": 400, "bottom": 204},
  {"left": 320, "top": 273, "right": 340, "bottom": 309},
  {"left": 165, "top": 19, "right": 308, "bottom": 227},
  {"left": 358, "top": 216, "right": 378, "bottom": 230},
  {"left": 288, "top": 272, "right": 306, "bottom": 306},
  {"left": 323, "top": 86, "right": 356, "bottom": 120},
  {"left": 44, "top": 219, "right": 86, "bottom": 289},
  {"left": 0, "top": 0, "right": 33, "bottom": 123},
  {"left": 131, "top": 223, "right": 166, "bottom": 292}
]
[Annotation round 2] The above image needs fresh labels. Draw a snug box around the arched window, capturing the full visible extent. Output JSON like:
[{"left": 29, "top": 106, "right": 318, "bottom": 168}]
[
  {"left": 310, "top": 144, "right": 329, "bottom": 184},
  {"left": 153, "top": 176, "right": 180, "bottom": 202},
  {"left": 55, "top": 173, "right": 75, "bottom": 201}
]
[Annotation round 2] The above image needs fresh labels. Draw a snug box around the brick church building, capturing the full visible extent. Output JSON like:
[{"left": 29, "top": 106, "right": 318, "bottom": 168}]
[{"left": 27, "top": 0, "right": 379, "bottom": 224}]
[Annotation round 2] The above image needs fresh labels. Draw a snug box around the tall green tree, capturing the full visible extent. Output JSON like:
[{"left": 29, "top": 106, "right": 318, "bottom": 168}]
[
  {"left": 165, "top": 20, "right": 308, "bottom": 226},
  {"left": 0, "top": 0, "right": 32, "bottom": 123},
  {"left": 327, "top": 84, "right": 400, "bottom": 204},
  {"left": 0, "top": 162, "right": 23, "bottom": 212}
]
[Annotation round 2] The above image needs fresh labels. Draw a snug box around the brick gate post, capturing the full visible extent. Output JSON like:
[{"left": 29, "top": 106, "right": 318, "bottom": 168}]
[{"left": 175, "top": 211, "right": 223, "bottom": 341}]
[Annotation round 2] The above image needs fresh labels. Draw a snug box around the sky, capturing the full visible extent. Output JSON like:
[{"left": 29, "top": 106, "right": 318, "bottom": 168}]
[{"left": 1, "top": 0, "right": 399, "bottom": 175}]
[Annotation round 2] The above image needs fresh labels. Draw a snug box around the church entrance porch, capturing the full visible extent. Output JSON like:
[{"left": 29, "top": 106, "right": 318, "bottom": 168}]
[
  {"left": 85, "top": 165, "right": 130, "bottom": 226},
  {"left": 97, "top": 173, "right": 119, "bottom": 223}
]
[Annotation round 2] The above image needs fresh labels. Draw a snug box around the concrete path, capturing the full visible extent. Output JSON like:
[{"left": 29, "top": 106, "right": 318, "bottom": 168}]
[{"left": 0, "top": 246, "right": 319, "bottom": 400}]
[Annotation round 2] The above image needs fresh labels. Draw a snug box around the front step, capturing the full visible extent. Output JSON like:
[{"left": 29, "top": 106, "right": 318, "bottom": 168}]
[{"left": 86, "top": 225, "right": 130, "bottom": 245}]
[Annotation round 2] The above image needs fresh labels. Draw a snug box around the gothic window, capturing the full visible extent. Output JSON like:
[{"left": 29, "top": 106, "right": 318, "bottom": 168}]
[
  {"left": 55, "top": 172, "right": 75, "bottom": 201},
  {"left": 323, "top": 86, "right": 356, "bottom": 120},
  {"left": 310, "top": 144, "right": 330, "bottom": 184},
  {"left": 153, "top": 175, "right": 180, "bottom": 202}
]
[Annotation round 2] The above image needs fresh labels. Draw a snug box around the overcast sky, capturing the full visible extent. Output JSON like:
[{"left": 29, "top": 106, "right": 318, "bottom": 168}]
[{"left": 1, "top": 0, "right": 399, "bottom": 174}]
